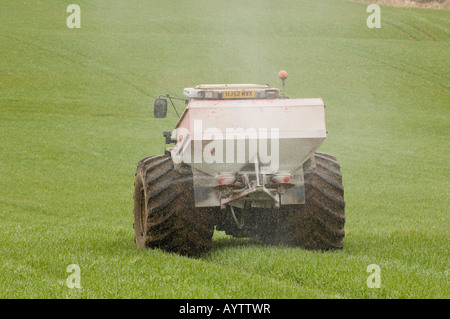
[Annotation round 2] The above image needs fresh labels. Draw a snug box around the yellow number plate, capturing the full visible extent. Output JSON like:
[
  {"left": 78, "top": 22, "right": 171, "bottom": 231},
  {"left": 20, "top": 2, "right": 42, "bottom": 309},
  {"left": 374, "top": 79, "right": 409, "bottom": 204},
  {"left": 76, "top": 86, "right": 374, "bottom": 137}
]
[{"left": 222, "top": 90, "right": 255, "bottom": 98}]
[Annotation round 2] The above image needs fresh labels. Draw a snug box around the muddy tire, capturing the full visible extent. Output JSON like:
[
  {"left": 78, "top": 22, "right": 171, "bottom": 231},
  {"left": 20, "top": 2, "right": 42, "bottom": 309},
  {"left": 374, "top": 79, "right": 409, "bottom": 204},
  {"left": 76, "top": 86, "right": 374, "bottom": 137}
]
[
  {"left": 133, "top": 154, "right": 214, "bottom": 258},
  {"left": 275, "top": 152, "right": 345, "bottom": 250}
]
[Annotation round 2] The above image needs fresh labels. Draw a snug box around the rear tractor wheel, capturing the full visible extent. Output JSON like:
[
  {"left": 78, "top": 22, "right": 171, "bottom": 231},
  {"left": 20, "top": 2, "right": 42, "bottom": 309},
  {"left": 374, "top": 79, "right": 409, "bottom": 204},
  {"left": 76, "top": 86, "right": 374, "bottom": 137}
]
[
  {"left": 133, "top": 154, "right": 214, "bottom": 258},
  {"left": 275, "top": 152, "right": 346, "bottom": 250}
]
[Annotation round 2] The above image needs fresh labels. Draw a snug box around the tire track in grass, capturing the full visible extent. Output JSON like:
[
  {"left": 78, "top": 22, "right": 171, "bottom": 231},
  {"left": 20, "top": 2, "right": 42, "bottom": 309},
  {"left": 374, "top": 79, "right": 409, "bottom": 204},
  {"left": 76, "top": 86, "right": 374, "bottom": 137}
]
[
  {"left": 412, "top": 25, "right": 436, "bottom": 41},
  {"left": 392, "top": 14, "right": 438, "bottom": 41},
  {"left": 370, "top": 54, "right": 449, "bottom": 91},
  {"left": 417, "top": 15, "right": 450, "bottom": 34},
  {"left": 384, "top": 20, "right": 418, "bottom": 41},
  {"left": 322, "top": 35, "right": 450, "bottom": 91},
  {"left": 384, "top": 12, "right": 445, "bottom": 42},
  {"left": 0, "top": 29, "right": 153, "bottom": 99},
  {"left": 416, "top": 16, "right": 450, "bottom": 38},
  {"left": 306, "top": 13, "right": 449, "bottom": 90},
  {"left": 371, "top": 55, "right": 448, "bottom": 91}
]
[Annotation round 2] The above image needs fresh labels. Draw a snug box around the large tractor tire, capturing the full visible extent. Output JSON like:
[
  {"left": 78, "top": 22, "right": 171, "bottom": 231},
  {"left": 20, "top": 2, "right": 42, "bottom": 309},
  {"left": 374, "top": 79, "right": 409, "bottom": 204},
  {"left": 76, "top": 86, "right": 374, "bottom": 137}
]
[
  {"left": 133, "top": 154, "right": 214, "bottom": 258},
  {"left": 275, "top": 152, "right": 346, "bottom": 250}
]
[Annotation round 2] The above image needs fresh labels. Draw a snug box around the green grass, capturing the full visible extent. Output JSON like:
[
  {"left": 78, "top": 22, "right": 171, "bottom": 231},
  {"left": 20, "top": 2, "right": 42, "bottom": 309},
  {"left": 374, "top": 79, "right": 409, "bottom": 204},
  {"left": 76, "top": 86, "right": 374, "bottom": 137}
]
[{"left": 0, "top": 0, "right": 449, "bottom": 298}]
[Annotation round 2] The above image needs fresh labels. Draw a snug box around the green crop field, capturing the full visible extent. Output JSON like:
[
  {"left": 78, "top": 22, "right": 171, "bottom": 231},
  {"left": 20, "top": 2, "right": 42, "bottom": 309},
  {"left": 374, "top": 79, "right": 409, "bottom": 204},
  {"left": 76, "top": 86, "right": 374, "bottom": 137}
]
[{"left": 0, "top": 0, "right": 448, "bottom": 299}]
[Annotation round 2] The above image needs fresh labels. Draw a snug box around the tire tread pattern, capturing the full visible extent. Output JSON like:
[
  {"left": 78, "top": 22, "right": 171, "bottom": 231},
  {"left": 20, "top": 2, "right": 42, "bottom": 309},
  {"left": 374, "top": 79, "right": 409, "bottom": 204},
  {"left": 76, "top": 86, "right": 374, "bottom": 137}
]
[{"left": 133, "top": 155, "right": 214, "bottom": 257}]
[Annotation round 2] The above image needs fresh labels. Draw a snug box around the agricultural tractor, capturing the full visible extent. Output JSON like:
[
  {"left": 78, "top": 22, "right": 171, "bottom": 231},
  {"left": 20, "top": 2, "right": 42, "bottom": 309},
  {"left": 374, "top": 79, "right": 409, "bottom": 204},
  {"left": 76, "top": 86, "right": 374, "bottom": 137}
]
[{"left": 133, "top": 71, "right": 345, "bottom": 257}]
